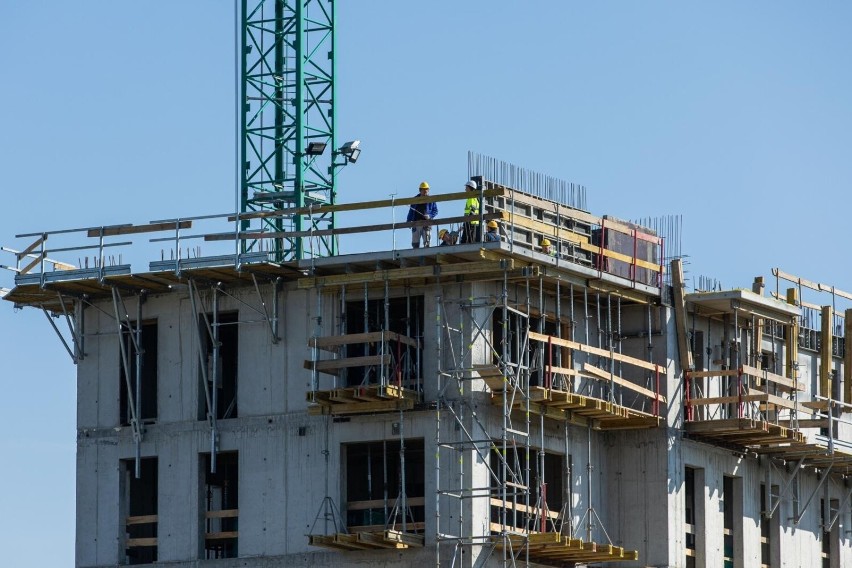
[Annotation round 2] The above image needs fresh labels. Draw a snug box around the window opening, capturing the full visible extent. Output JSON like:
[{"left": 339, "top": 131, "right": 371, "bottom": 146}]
[
  {"left": 202, "top": 452, "right": 238, "bottom": 559},
  {"left": 685, "top": 467, "right": 696, "bottom": 567},
  {"left": 123, "top": 457, "right": 157, "bottom": 565},
  {"left": 120, "top": 321, "right": 158, "bottom": 426},
  {"left": 343, "top": 296, "right": 423, "bottom": 388},
  {"left": 198, "top": 312, "right": 238, "bottom": 420},
  {"left": 489, "top": 448, "right": 564, "bottom": 533},
  {"left": 344, "top": 439, "right": 425, "bottom": 531},
  {"left": 722, "top": 475, "right": 742, "bottom": 568}
]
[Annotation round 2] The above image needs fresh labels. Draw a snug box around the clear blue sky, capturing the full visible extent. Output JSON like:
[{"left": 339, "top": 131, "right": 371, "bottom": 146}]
[{"left": 2, "top": 2, "right": 851, "bottom": 565}]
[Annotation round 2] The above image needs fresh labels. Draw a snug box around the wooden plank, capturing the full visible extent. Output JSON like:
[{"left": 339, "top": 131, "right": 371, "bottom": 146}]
[
  {"left": 347, "top": 522, "right": 426, "bottom": 533},
  {"left": 126, "top": 538, "right": 157, "bottom": 548},
  {"left": 16, "top": 236, "right": 44, "bottom": 259},
  {"left": 347, "top": 497, "right": 425, "bottom": 511},
  {"left": 671, "top": 259, "right": 694, "bottom": 371},
  {"left": 209, "top": 212, "right": 505, "bottom": 241},
  {"left": 305, "top": 354, "right": 390, "bottom": 372},
  {"left": 298, "top": 259, "right": 515, "bottom": 289},
  {"left": 498, "top": 213, "right": 589, "bottom": 245},
  {"left": 229, "top": 187, "right": 507, "bottom": 222},
  {"left": 205, "top": 509, "right": 239, "bottom": 519},
  {"left": 87, "top": 220, "right": 191, "bottom": 238},
  {"left": 18, "top": 252, "right": 44, "bottom": 276},
  {"left": 582, "top": 363, "right": 667, "bottom": 403},
  {"left": 785, "top": 288, "right": 799, "bottom": 381},
  {"left": 489, "top": 497, "right": 560, "bottom": 520},
  {"left": 820, "top": 306, "right": 832, "bottom": 398},
  {"left": 205, "top": 531, "right": 239, "bottom": 540},
  {"left": 846, "top": 308, "right": 852, "bottom": 404},
  {"left": 307, "top": 398, "right": 414, "bottom": 415},
  {"left": 309, "top": 331, "right": 418, "bottom": 350},
  {"left": 126, "top": 514, "right": 158, "bottom": 526},
  {"left": 383, "top": 530, "right": 425, "bottom": 547},
  {"left": 687, "top": 394, "right": 769, "bottom": 406},
  {"left": 688, "top": 369, "right": 739, "bottom": 378},
  {"left": 740, "top": 364, "right": 804, "bottom": 390},
  {"left": 528, "top": 330, "right": 664, "bottom": 374},
  {"left": 354, "top": 532, "right": 406, "bottom": 549},
  {"left": 578, "top": 241, "right": 662, "bottom": 272},
  {"left": 773, "top": 268, "right": 852, "bottom": 302},
  {"left": 802, "top": 400, "right": 829, "bottom": 410}
]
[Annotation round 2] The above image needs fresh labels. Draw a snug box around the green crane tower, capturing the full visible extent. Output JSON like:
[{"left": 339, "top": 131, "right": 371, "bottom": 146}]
[{"left": 240, "top": 0, "right": 350, "bottom": 261}]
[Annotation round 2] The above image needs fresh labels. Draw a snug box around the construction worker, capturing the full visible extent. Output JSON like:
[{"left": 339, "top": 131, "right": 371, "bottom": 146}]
[
  {"left": 438, "top": 228, "right": 453, "bottom": 246},
  {"left": 461, "top": 180, "right": 480, "bottom": 243},
  {"left": 485, "top": 220, "right": 501, "bottom": 242},
  {"left": 407, "top": 181, "right": 438, "bottom": 248},
  {"left": 541, "top": 238, "right": 556, "bottom": 256}
]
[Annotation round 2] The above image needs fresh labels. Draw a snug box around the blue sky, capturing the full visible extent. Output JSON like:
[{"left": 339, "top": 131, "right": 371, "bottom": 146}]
[{"left": 2, "top": 2, "right": 852, "bottom": 565}]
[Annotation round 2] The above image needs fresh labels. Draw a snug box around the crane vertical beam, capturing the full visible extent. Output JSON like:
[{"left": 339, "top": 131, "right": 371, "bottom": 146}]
[{"left": 240, "top": 0, "right": 338, "bottom": 261}]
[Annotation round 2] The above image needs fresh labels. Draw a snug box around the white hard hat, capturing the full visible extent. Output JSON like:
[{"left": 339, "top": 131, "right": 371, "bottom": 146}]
[{"left": 465, "top": 180, "right": 478, "bottom": 190}]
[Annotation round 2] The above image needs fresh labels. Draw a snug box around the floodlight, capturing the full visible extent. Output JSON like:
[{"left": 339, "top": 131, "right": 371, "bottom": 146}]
[
  {"left": 339, "top": 140, "right": 361, "bottom": 164},
  {"left": 306, "top": 142, "right": 327, "bottom": 156}
]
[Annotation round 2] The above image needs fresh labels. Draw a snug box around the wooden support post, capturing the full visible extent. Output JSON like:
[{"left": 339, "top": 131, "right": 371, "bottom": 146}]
[
  {"left": 820, "top": 305, "right": 833, "bottom": 398},
  {"left": 785, "top": 288, "right": 799, "bottom": 381},
  {"left": 671, "top": 259, "right": 694, "bottom": 372},
  {"left": 753, "top": 277, "right": 765, "bottom": 372},
  {"left": 845, "top": 308, "right": 852, "bottom": 404}
]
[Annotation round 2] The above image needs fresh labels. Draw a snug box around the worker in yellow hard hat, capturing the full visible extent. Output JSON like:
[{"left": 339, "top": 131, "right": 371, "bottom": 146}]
[
  {"left": 485, "top": 220, "right": 501, "bottom": 242},
  {"left": 541, "top": 238, "right": 555, "bottom": 256},
  {"left": 438, "top": 228, "right": 453, "bottom": 247},
  {"left": 407, "top": 181, "right": 438, "bottom": 248}
]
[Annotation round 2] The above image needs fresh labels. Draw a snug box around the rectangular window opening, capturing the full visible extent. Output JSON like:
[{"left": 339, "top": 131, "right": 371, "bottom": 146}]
[
  {"left": 198, "top": 312, "right": 238, "bottom": 420},
  {"left": 685, "top": 467, "right": 696, "bottom": 560},
  {"left": 202, "top": 452, "right": 239, "bottom": 559},
  {"left": 122, "top": 458, "right": 158, "bottom": 565},
  {"left": 119, "top": 321, "right": 158, "bottom": 426},
  {"left": 344, "top": 439, "right": 425, "bottom": 532},
  {"left": 489, "top": 448, "right": 565, "bottom": 533},
  {"left": 343, "top": 296, "right": 424, "bottom": 388},
  {"left": 722, "top": 475, "right": 743, "bottom": 568}
]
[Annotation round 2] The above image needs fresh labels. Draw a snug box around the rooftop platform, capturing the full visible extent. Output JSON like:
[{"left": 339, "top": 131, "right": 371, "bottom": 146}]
[{"left": 3, "top": 181, "right": 666, "bottom": 312}]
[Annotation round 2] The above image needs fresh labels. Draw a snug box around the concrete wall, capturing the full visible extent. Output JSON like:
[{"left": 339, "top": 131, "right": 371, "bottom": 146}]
[{"left": 74, "top": 278, "right": 852, "bottom": 568}]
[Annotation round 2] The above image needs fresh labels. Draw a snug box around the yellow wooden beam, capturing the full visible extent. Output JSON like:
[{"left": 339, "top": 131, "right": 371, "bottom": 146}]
[
  {"left": 785, "top": 288, "right": 799, "bottom": 381},
  {"left": 845, "top": 308, "right": 852, "bottom": 404},
  {"left": 229, "top": 187, "right": 507, "bottom": 222},
  {"left": 528, "top": 330, "right": 665, "bottom": 374},
  {"left": 820, "top": 305, "right": 833, "bottom": 398},
  {"left": 671, "top": 259, "right": 694, "bottom": 372}
]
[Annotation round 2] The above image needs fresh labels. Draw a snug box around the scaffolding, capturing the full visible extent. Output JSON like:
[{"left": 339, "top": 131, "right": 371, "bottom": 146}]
[{"left": 2, "top": 176, "right": 671, "bottom": 567}]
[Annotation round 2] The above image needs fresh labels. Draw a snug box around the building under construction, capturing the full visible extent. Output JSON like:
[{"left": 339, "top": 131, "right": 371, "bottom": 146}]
[
  {"left": 3, "top": 158, "right": 852, "bottom": 568},
  {"left": 3, "top": 3, "right": 852, "bottom": 567}
]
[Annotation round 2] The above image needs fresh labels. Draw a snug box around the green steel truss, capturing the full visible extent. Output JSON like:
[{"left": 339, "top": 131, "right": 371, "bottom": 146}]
[{"left": 240, "top": 0, "right": 339, "bottom": 260}]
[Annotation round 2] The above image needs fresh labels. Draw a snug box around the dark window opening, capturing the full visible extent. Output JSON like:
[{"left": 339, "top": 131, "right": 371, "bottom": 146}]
[
  {"left": 344, "top": 439, "right": 425, "bottom": 531},
  {"left": 491, "top": 310, "right": 537, "bottom": 385},
  {"left": 760, "top": 484, "right": 770, "bottom": 567},
  {"left": 123, "top": 458, "right": 157, "bottom": 565},
  {"left": 489, "top": 448, "right": 564, "bottom": 533},
  {"left": 202, "top": 452, "right": 238, "bottom": 559},
  {"left": 342, "top": 296, "right": 424, "bottom": 388},
  {"left": 722, "top": 475, "right": 742, "bottom": 568},
  {"left": 119, "top": 321, "right": 158, "bottom": 426},
  {"left": 685, "top": 467, "right": 696, "bottom": 554},
  {"left": 198, "top": 312, "right": 238, "bottom": 420}
]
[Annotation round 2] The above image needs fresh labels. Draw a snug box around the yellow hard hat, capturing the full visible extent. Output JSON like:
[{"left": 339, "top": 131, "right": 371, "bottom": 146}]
[
  {"left": 487, "top": 220, "right": 498, "bottom": 229},
  {"left": 541, "top": 238, "right": 551, "bottom": 246},
  {"left": 439, "top": 229, "right": 448, "bottom": 238},
  {"left": 419, "top": 181, "right": 430, "bottom": 190}
]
